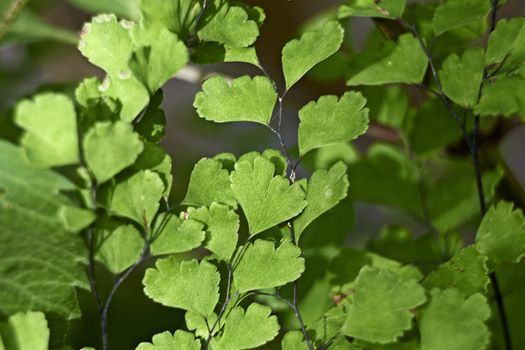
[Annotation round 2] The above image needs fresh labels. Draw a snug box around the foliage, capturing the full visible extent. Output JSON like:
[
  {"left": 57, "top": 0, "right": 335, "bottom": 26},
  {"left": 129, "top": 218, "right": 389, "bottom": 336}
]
[{"left": 1, "top": 0, "right": 525, "bottom": 349}]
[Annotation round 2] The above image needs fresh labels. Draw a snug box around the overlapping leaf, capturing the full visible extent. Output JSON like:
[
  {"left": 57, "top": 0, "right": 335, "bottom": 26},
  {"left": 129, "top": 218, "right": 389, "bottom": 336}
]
[
  {"left": 0, "top": 311, "right": 49, "bottom": 350},
  {"left": 136, "top": 330, "right": 200, "bottom": 350},
  {"left": 433, "top": 0, "right": 491, "bottom": 36},
  {"left": 150, "top": 213, "right": 205, "bottom": 255}
]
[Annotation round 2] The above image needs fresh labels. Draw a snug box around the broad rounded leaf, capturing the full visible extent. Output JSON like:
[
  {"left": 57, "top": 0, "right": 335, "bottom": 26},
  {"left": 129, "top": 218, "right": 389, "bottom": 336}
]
[
  {"left": 139, "top": 0, "right": 199, "bottom": 40},
  {"left": 135, "top": 330, "right": 200, "bottom": 350},
  {"left": 0, "top": 311, "right": 49, "bottom": 350},
  {"left": 150, "top": 213, "right": 205, "bottom": 255},
  {"left": 474, "top": 77, "right": 525, "bottom": 119},
  {"left": 14, "top": 93, "right": 79, "bottom": 167},
  {"left": 282, "top": 21, "right": 344, "bottom": 89},
  {"left": 486, "top": 18, "right": 525, "bottom": 67},
  {"left": 194, "top": 75, "right": 277, "bottom": 125},
  {"left": 143, "top": 257, "right": 220, "bottom": 316},
  {"left": 234, "top": 240, "right": 305, "bottom": 293},
  {"left": 476, "top": 201, "right": 525, "bottom": 264},
  {"left": 433, "top": 0, "right": 491, "bottom": 36},
  {"left": 211, "top": 303, "right": 279, "bottom": 350},
  {"left": 298, "top": 91, "right": 369, "bottom": 156},
  {"left": 230, "top": 156, "right": 306, "bottom": 235},
  {"left": 439, "top": 48, "right": 485, "bottom": 108},
  {"left": 342, "top": 266, "right": 426, "bottom": 343},
  {"left": 83, "top": 121, "right": 144, "bottom": 184},
  {"left": 293, "top": 162, "right": 349, "bottom": 240},
  {"left": 419, "top": 289, "right": 491, "bottom": 350},
  {"left": 347, "top": 34, "right": 428, "bottom": 86}
]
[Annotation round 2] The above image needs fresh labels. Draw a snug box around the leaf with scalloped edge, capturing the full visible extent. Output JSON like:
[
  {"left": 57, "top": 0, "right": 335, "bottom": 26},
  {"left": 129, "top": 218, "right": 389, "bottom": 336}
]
[
  {"left": 210, "top": 303, "right": 279, "bottom": 350},
  {"left": 139, "top": 0, "right": 199, "bottom": 40},
  {"left": 0, "top": 311, "right": 49, "bottom": 350},
  {"left": 230, "top": 156, "right": 306, "bottom": 235},
  {"left": 486, "top": 17, "right": 525, "bottom": 68},
  {"left": 298, "top": 91, "right": 369, "bottom": 156},
  {"left": 282, "top": 21, "right": 344, "bottom": 90},
  {"left": 419, "top": 289, "right": 491, "bottom": 350},
  {"left": 143, "top": 257, "right": 220, "bottom": 316},
  {"left": 476, "top": 201, "right": 525, "bottom": 264},
  {"left": 194, "top": 75, "right": 277, "bottom": 125},
  {"left": 338, "top": 0, "right": 406, "bottom": 19},
  {"left": 135, "top": 330, "right": 200, "bottom": 350},
  {"left": 234, "top": 239, "right": 304, "bottom": 293},
  {"left": 342, "top": 266, "right": 426, "bottom": 343}
]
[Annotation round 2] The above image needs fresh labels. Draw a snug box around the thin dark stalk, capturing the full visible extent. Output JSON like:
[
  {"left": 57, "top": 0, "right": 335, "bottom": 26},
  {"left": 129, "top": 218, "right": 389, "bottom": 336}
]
[
  {"left": 188, "top": 0, "right": 207, "bottom": 46},
  {"left": 0, "top": 0, "right": 28, "bottom": 42},
  {"left": 86, "top": 229, "right": 104, "bottom": 313}
]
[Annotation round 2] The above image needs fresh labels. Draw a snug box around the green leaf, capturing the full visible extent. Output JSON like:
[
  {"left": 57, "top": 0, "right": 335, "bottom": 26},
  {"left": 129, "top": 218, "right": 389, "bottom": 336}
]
[
  {"left": 67, "top": 0, "right": 140, "bottom": 19},
  {"left": 347, "top": 33, "right": 428, "bottom": 86},
  {"left": 210, "top": 303, "right": 279, "bottom": 350},
  {"left": 419, "top": 289, "right": 491, "bottom": 350},
  {"left": 234, "top": 240, "right": 304, "bottom": 293},
  {"left": 143, "top": 257, "right": 220, "bottom": 316},
  {"left": 83, "top": 121, "right": 143, "bottom": 184},
  {"left": 342, "top": 266, "right": 426, "bottom": 343},
  {"left": 139, "top": 0, "right": 199, "bottom": 40},
  {"left": 0, "top": 311, "right": 49, "bottom": 350},
  {"left": 338, "top": 0, "right": 406, "bottom": 19},
  {"left": 230, "top": 156, "right": 306, "bottom": 235},
  {"left": 129, "top": 28, "right": 188, "bottom": 93},
  {"left": 79, "top": 14, "right": 134, "bottom": 76},
  {"left": 136, "top": 330, "right": 200, "bottom": 350},
  {"left": 423, "top": 246, "right": 489, "bottom": 297},
  {"left": 282, "top": 20, "right": 344, "bottom": 89},
  {"left": 362, "top": 86, "right": 409, "bottom": 129},
  {"left": 293, "top": 162, "right": 349, "bottom": 239},
  {"left": 191, "top": 42, "right": 260, "bottom": 66},
  {"left": 476, "top": 201, "right": 525, "bottom": 264},
  {"left": 185, "top": 311, "right": 218, "bottom": 338},
  {"left": 183, "top": 158, "right": 237, "bottom": 208},
  {"left": 432, "top": 0, "right": 491, "bottom": 36},
  {"left": 281, "top": 330, "right": 307, "bottom": 350},
  {"left": 134, "top": 92, "right": 166, "bottom": 143},
  {"left": 194, "top": 75, "right": 276, "bottom": 125},
  {"left": 150, "top": 213, "right": 205, "bottom": 255},
  {"left": 0, "top": 141, "right": 89, "bottom": 319},
  {"left": 94, "top": 217, "right": 144, "bottom": 274},
  {"left": 103, "top": 72, "right": 150, "bottom": 122},
  {"left": 198, "top": 0, "right": 260, "bottom": 48},
  {"left": 474, "top": 77, "right": 525, "bottom": 119},
  {"left": 133, "top": 142, "right": 173, "bottom": 198},
  {"left": 439, "top": 48, "right": 485, "bottom": 107},
  {"left": 486, "top": 18, "right": 525, "bottom": 67},
  {"left": 101, "top": 169, "right": 164, "bottom": 227},
  {"left": 188, "top": 203, "right": 239, "bottom": 261},
  {"left": 298, "top": 91, "right": 369, "bottom": 156},
  {"left": 14, "top": 93, "right": 79, "bottom": 168}
]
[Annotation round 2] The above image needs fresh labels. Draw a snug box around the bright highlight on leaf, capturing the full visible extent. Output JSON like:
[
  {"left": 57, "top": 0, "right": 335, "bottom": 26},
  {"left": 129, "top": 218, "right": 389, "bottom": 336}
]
[
  {"left": 298, "top": 91, "right": 369, "bottom": 156},
  {"left": 143, "top": 257, "right": 220, "bottom": 316},
  {"left": 234, "top": 239, "right": 305, "bottom": 293},
  {"left": 230, "top": 156, "right": 306, "bottom": 235},
  {"left": 476, "top": 201, "right": 525, "bottom": 264},
  {"left": 0, "top": 311, "right": 49, "bottom": 350},
  {"left": 194, "top": 75, "right": 277, "bottom": 125},
  {"left": 210, "top": 303, "right": 279, "bottom": 350},
  {"left": 83, "top": 121, "right": 143, "bottom": 184},
  {"left": 282, "top": 20, "right": 344, "bottom": 89},
  {"left": 342, "top": 266, "right": 426, "bottom": 343},
  {"left": 15, "top": 93, "right": 79, "bottom": 168}
]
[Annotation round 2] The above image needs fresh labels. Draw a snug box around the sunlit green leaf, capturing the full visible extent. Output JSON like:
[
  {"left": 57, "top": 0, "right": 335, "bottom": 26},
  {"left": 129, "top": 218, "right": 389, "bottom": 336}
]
[
  {"left": 0, "top": 311, "right": 49, "bottom": 350},
  {"left": 136, "top": 330, "right": 200, "bottom": 350}
]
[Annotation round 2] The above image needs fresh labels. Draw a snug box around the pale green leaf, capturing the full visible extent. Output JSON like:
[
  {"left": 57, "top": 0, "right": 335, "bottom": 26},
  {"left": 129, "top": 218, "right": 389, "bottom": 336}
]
[
  {"left": 347, "top": 34, "right": 428, "bottom": 86},
  {"left": 129, "top": 28, "right": 188, "bottom": 93},
  {"left": 135, "top": 330, "right": 200, "bottom": 350},
  {"left": 419, "top": 289, "right": 491, "bottom": 350},
  {"left": 14, "top": 93, "right": 79, "bottom": 167},
  {"left": 94, "top": 217, "right": 144, "bottom": 274},
  {"left": 133, "top": 142, "right": 173, "bottom": 198},
  {"left": 298, "top": 91, "right": 369, "bottom": 156},
  {"left": 342, "top": 266, "right": 426, "bottom": 343},
  {"left": 83, "top": 121, "right": 143, "bottom": 184},
  {"left": 294, "top": 162, "right": 349, "bottom": 240},
  {"left": 185, "top": 311, "right": 218, "bottom": 338},
  {"left": 183, "top": 158, "right": 237, "bottom": 208},
  {"left": 433, "top": 0, "right": 491, "bottom": 36},
  {"left": 423, "top": 246, "right": 489, "bottom": 297},
  {"left": 282, "top": 20, "right": 344, "bottom": 89},
  {"left": 281, "top": 331, "right": 307, "bottom": 350},
  {"left": 0, "top": 141, "right": 88, "bottom": 319},
  {"left": 476, "top": 201, "right": 525, "bottom": 264},
  {"left": 234, "top": 240, "right": 304, "bottom": 293},
  {"left": 486, "top": 18, "right": 525, "bottom": 67},
  {"left": 338, "top": 0, "right": 406, "bottom": 19},
  {"left": 139, "top": 0, "right": 199, "bottom": 40},
  {"left": 191, "top": 42, "right": 260, "bottom": 66},
  {"left": 143, "top": 257, "right": 220, "bottom": 316},
  {"left": 230, "top": 156, "right": 306, "bottom": 235},
  {"left": 188, "top": 203, "right": 239, "bottom": 261},
  {"left": 103, "top": 74, "right": 150, "bottom": 122},
  {"left": 101, "top": 169, "right": 164, "bottom": 227},
  {"left": 194, "top": 75, "right": 277, "bottom": 125},
  {"left": 474, "top": 77, "right": 525, "bottom": 119},
  {"left": 439, "top": 48, "right": 485, "bottom": 107},
  {"left": 237, "top": 149, "right": 288, "bottom": 176},
  {"left": 150, "top": 213, "right": 205, "bottom": 255},
  {"left": 0, "top": 311, "right": 49, "bottom": 350},
  {"left": 210, "top": 303, "right": 279, "bottom": 350},
  {"left": 198, "top": 0, "right": 260, "bottom": 48}
]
